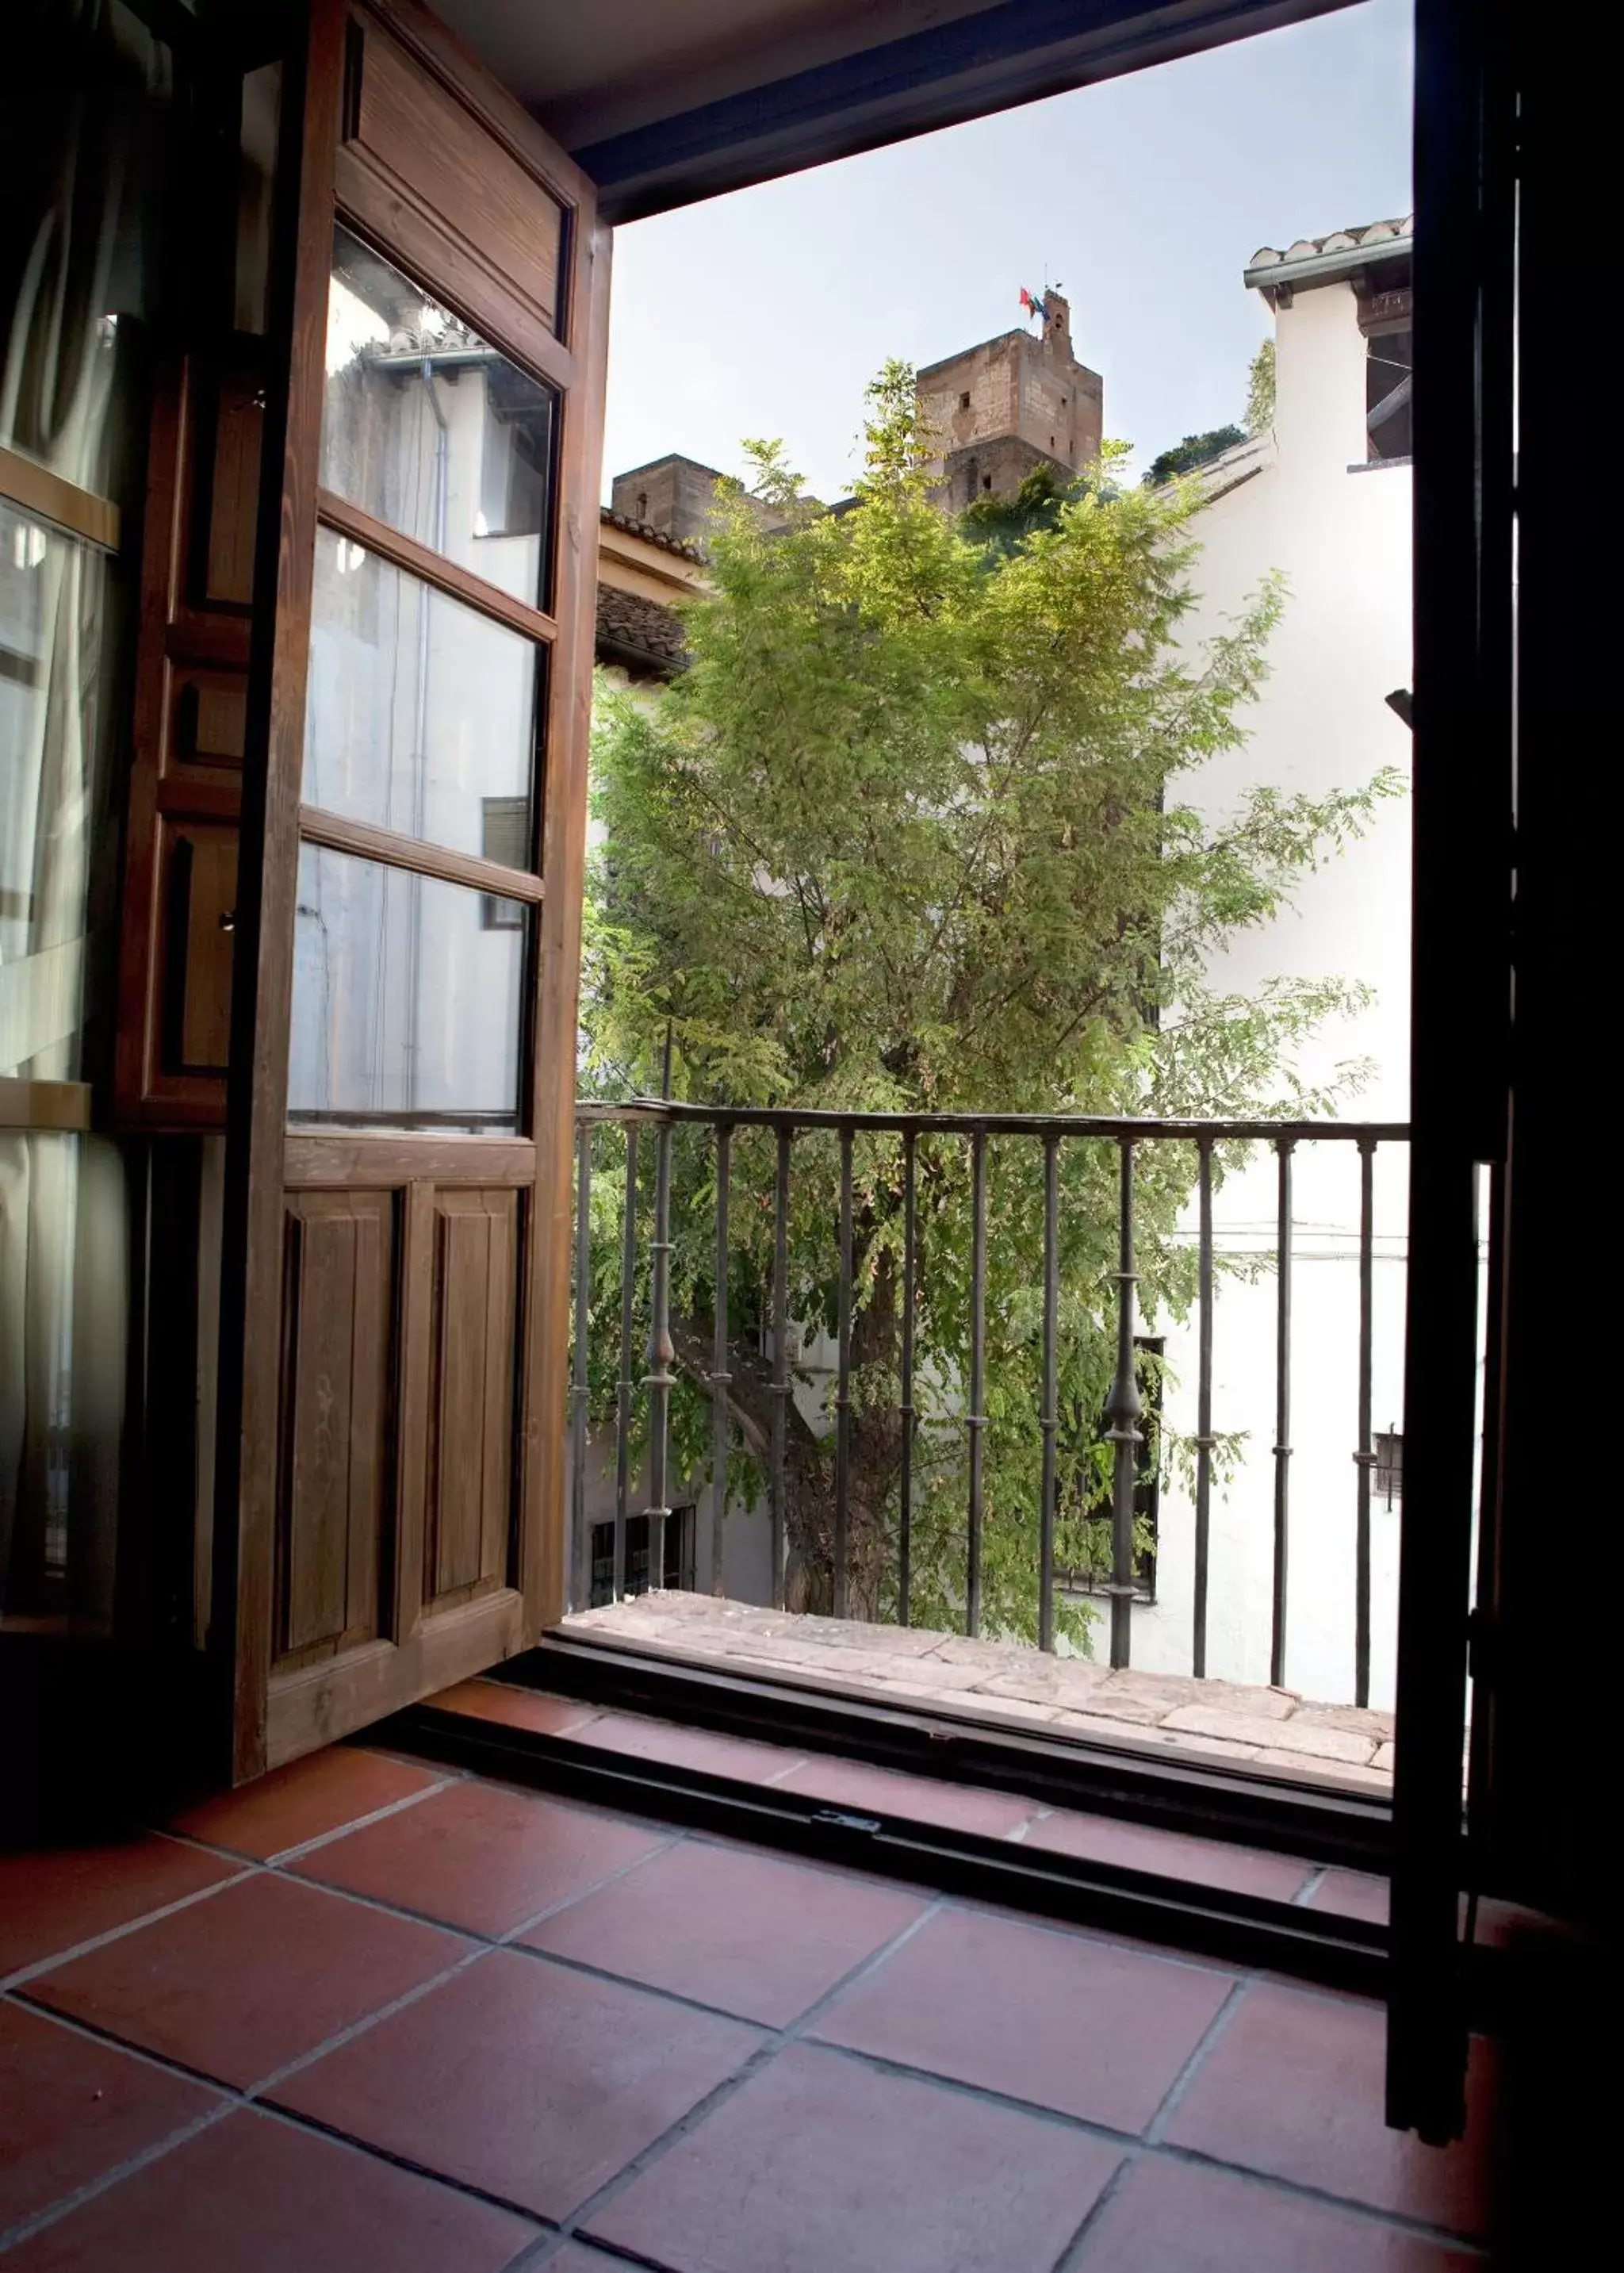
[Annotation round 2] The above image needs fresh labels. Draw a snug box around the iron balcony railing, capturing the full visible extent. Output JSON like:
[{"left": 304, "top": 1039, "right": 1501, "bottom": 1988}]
[{"left": 569, "top": 1102, "right": 1408, "bottom": 1708}]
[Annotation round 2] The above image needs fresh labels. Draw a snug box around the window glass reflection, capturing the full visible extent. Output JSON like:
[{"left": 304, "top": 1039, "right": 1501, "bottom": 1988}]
[
  {"left": 302, "top": 530, "right": 539, "bottom": 860},
  {"left": 288, "top": 844, "right": 527, "bottom": 1131},
  {"left": 320, "top": 225, "right": 556, "bottom": 609}
]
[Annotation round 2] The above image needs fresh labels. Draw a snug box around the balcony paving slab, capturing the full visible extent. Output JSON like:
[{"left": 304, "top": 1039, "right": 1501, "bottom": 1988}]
[{"left": 560, "top": 1593, "right": 1394, "bottom": 1789}]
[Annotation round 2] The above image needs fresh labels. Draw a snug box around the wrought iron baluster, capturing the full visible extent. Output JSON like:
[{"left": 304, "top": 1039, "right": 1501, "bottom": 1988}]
[
  {"left": 570, "top": 1121, "right": 592, "bottom": 1612},
  {"left": 1106, "top": 1137, "right": 1141, "bottom": 1669},
  {"left": 644, "top": 1107, "right": 675, "bottom": 1592},
  {"left": 833, "top": 1125, "right": 853, "bottom": 1618},
  {"left": 1271, "top": 1136, "right": 1296, "bottom": 1688},
  {"left": 613, "top": 1125, "right": 638, "bottom": 1603},
  {"left": 1354, "top": 1136, "right": 1377, "bottom": 1708},
  {"left": 1038, "top": 1133, "right": 1060, "bottom": 1654},
  {"left": 710, "top": 1124, "right": 732, "bottom": 1596},
  {"left": 965, "top": 1129, "right": 989, "bottom": 1637},
  {"left": 898, "top": 1129, "right": 917, "bottom": 1627},
  {"left": 770, "top": 1125, "right": 791, "bottom": 1611},
  {"left": 1193, "top": 1136, "right": 1215, "bottom": 1679}
]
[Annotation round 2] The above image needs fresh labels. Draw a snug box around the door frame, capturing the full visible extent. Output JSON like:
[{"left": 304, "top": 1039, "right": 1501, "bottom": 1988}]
[{"left": 213, "top": 0, "right": 610, "bottom": 1782}]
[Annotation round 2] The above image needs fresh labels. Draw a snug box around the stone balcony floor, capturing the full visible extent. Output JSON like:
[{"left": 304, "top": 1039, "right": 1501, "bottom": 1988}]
[{"left": 561, "top": 1591, "right": 1396, "bottom": 1796}]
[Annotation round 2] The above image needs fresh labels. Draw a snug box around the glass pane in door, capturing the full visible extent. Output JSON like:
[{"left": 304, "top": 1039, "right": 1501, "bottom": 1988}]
[
  {"left": 320, "top": 225, "right": 557, "bottom": 609},
  {"left": 287, "top": 842, "right": 528, "bottom": 1130},
  {"left": 302, "top": 529, "right": 542, "bottom": 861}
]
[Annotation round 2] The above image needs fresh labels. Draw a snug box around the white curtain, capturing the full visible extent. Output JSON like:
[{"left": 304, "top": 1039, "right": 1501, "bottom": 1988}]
[{"left": 1, "top": 1, "right": 169, "bottom": 1619}]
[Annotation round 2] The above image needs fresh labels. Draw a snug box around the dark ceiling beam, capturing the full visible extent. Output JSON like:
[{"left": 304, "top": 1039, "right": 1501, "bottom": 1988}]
[{"left": 575, "top": 0, "right": 1354, "bottom": 224}]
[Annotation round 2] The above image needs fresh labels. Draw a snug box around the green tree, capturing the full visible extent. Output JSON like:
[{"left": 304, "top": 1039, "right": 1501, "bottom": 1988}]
[
  {"left": 584, "top": 361, "right": 1398, "bottom": 1638},
  {"left": 959, "top": 460, "right": 1095, "bottom": 552},
  {"left": 1142, "top": 425, "right": 1247, "bottom": 488},
  {"left": 1247, "top": 337, "right": 1277, "bottom": 435}
]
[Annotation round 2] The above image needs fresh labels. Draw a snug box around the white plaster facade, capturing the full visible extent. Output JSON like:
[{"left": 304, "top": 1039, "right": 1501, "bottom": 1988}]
[{"left": 1126, "top": 243, "right": 1414, "bottom": 1706}]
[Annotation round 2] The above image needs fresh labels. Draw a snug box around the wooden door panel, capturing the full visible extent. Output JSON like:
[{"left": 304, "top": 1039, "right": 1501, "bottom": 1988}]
[
  {"left": 197, "top": 374, "right": 265, "bottom": 609},
  {"left": 342, "top": 10, "right": 565, "bottom": 340},
  {"left": 424, "top": 1188, "right": 518, "bottom": 1608},
  {"left": 274, "top": 1190, "right": 396, "bottom": 1669},
  {"left": 266, "top": 1585, "right": 523, "bottom": 1769},
  {"left": 227, "top": 0, "right": 608, "bottom": 1781},
  {"left": 116, "top": 348, "right": 266, "bottom": 1127},
  {"left": 170, "top": 669, "right": 249, "bottom": 773},
  {"left": 162, "top": 823, "right": 239, "bottom": 1074}
]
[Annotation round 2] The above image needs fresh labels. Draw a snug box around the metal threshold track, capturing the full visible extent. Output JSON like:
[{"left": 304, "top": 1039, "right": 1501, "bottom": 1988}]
[
  {"left": 385, "top": 1639, "right": 1396, "bottom": 1999},
  {"left": 523, "top": 1631, "right": 1393, "bottom": 1871}
]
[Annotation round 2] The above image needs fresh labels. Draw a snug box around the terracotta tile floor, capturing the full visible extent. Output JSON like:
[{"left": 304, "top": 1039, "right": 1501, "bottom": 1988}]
[{"left": 0, "top": 1725, "right": 1491, "bottom": 2270}]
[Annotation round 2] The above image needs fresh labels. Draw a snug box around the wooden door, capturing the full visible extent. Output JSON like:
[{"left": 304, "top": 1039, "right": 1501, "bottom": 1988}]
[
  {"left": 1386, "top": 0, "right": 1515, "bottom": 2144},
  {"left": 217, "top": 0, "right": 608, "bottom": 1780}
]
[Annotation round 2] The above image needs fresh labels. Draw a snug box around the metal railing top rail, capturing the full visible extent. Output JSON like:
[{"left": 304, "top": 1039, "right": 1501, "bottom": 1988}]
[{"left": 576, "top": 1099, "right": 1410, "bottom": 1143}]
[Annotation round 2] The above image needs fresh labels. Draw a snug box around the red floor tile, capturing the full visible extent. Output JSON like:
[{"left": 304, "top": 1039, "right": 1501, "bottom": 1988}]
[
  {"left": 588, "top": 2042, "right": 1123, "bottom": 2273},
  {"left": 293, "top": 1779, "right": 669, "bottom": 1937},
  {"left": 27, "top": 1872, "right": 469, "bottom": 2091},
  {"left": 0, "top": 1837, "right": 241, "bottom": 1980},
  {"left": 810, "top": 1905, "right": 1234, "bottom": 2130},
  {"left": 167, "top": 1747, "right": 446, "bottom": 1861},
  {"left": 1, "top": 2108, "right": 535, "bottom": 2272},
  {"left": 1078, "top": 2156, "right": 1480, "bottom": 2271},
  {"left": 522, "top": 1838, "right": 926, "bottom": 2024},
  {"left": 424, "top": 1680, "right": 602, "bottom": 1738},
  {"left": 1163, "top": 1984, "right": 1492, "bottom": 2234},
  {"left": 1020, "top": 1810, "right": 1316, "bottom": 1902},
  {"left": 271, "top": 1945, "right": 760, "bottom": 2219},
  {"left": 772, "top": 1754, "right": 1040, "bottom": 1838},
  {"left": 1310, "top": 1869, "right": 1391, "bottom": 1925},
  {"left": 569, "top": 1709, "right": 807, "bottom": 1784},
  {"left": 0, "top": 2004, "right": 223, "bottom": 2233}
]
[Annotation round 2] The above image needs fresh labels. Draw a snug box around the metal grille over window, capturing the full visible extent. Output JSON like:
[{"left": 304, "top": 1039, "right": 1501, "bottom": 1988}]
[{"left": 1374, "top": 1428, "right": 1403, "bottom": 1508}]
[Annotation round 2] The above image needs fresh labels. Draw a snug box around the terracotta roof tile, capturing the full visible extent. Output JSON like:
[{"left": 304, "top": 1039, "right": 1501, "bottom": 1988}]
[
  {"left": 599, "top": 504, "right": 706, "bottom": 562},
  {"left": 1247, "top": 214, "right": 1413, "bottom": 270},
  {"left": 595, "top": 582, "right": 688, "bottom": 676}
]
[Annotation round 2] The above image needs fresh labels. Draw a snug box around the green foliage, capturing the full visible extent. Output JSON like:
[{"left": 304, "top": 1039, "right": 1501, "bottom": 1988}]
[
  {"left": 582, "top": 358, "right": 1401, "bottom": 1641},
  {"left": 959, "top": 462, "right": 1095, "bottom": 554},
  {"left": 1247, "top": 337, "right": 1277, "bottom": 436},
  {"left": 1143, "top": 426, "right": 1247, "bottom": 489}
]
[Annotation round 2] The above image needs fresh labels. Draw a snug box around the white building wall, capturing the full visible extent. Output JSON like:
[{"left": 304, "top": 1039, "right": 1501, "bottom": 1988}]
[{"left": 1129, "top": 277, "right": 1413, "bottom": 1706}]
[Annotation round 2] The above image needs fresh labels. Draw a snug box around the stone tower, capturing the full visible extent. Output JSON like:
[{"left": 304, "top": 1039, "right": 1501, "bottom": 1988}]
[{"left": 915, "top": 291, "right": 1104, "bottom": 509}]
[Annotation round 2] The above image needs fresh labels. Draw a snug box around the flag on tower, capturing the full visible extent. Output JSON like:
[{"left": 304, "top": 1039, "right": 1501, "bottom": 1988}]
[{"left": 1019, "top": 286, "right": 1047, "bottom": 324}]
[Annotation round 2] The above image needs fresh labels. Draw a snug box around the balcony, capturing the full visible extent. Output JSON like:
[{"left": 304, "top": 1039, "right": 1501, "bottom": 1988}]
[{"left": 560, "top": 1101, "right": 1408, "bottom": 1796}]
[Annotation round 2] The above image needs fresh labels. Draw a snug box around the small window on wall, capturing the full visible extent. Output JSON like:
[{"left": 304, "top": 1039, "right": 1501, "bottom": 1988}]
[
  {"left": 481, "top": 795, "right": 529, "bottom": 928},
  {"left": 1366, "top": 324, "right": 1412, "bottom": 460},
  {"left": 479, "top": 362, "right": 554, "bottom": 539},
  {"left": 1374, "top": 1428, "right": 1404, "bottom": 1508},
  {"left": 959, "top": 390, "right": 971, "bottom": 410},
  {"left": 589, "top": 1507, "right": 695, "bottom": 1604}
]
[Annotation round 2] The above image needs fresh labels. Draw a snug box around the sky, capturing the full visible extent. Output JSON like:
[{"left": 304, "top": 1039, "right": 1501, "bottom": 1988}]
[{"left": 600, "top": 0, "right": 1412, "bottom": 501}]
